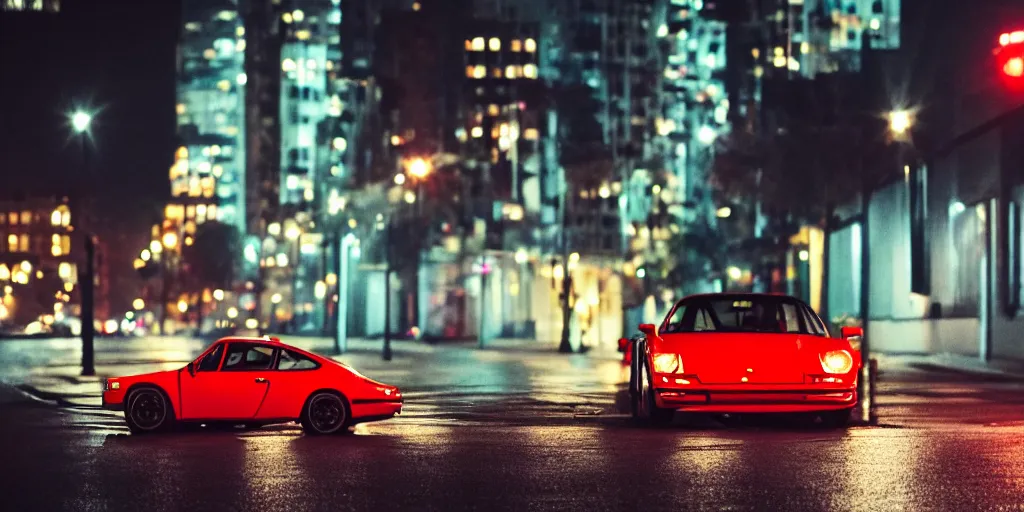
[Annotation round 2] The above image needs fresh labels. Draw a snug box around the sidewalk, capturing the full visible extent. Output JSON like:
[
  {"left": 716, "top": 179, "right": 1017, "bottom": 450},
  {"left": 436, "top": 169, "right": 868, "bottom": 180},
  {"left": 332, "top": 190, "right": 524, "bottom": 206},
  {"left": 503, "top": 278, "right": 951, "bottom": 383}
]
[{"left": 874, "top": 352, "right": 1024, "bottom": 381}]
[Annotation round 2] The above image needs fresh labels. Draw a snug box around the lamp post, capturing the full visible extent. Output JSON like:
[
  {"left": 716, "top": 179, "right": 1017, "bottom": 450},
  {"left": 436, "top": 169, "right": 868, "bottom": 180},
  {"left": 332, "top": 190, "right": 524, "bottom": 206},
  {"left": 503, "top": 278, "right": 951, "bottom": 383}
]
[{"left": 70, "top": 110, "right": 95, "bottom": 376}]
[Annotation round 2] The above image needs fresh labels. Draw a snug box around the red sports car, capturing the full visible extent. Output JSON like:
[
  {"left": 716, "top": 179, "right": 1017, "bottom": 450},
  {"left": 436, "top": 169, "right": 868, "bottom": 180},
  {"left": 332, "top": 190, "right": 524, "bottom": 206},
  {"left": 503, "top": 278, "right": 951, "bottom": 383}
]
[
  {"left": 101, "top": 336, "right": 403, "bottom": 435},
  {"left": 629, "top": 293, "right": 862, "bottom": 427}
]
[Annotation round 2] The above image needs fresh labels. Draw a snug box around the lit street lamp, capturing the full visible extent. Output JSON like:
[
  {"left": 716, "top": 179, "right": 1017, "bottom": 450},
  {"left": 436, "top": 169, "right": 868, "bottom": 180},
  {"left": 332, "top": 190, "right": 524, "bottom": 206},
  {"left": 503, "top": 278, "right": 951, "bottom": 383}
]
[
  {"left": 69, "top": 108, "right": 95, "bottom": 376},
  {"left": 888, "top": 110, "right": 911, "bottom": 136}
]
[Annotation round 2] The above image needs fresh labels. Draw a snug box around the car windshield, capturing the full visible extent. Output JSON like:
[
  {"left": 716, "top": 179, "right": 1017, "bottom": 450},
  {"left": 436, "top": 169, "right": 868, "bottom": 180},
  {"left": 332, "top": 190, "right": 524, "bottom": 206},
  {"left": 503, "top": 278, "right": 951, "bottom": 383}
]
[{"left": 660, "top": 295, "right": 827, "bottom": 335}]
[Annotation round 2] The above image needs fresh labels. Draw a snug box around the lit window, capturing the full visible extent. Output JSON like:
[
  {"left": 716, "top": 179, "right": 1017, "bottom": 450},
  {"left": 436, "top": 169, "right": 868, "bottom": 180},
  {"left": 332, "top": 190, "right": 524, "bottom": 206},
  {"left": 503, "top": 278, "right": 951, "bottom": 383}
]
[
  {"left": 492, "top": 67, "right": 502, "bottom": 78},
  {"left": 186, "top": 205, "right": 196, "bottom": 219},
  {"left": 489, "top": 37, "right": 501, "bottom": 51},
  {"left": 6, "top": 212, "right": 14, "bottom": 225},
  {"left": 473, "top": 65, "right": 486, "bottom": 79},
  {"left": 466, "top": 65, "right": 475, "bottom": 78},
  {"left": 203, "top": 48, "right": 216, "bottom": 60},
  {"left": 471, "top": 126, "right": 483, "bottom": 138},
  {"left": 61, "top": 235, "right": 70, "bottom": 255},
  {"left": 20, "top": 211, "right": 31, "bottom": 225},
  {"left": 176, "top": 103, "right": 186, "bottom": 115},
  {"left": 464, "top": 40, "right": 473, "bottom": 51},
  {"left": 19, "top": 234, "right": 29, "bottom": 252},
  {"left": 286, "top": 174, "right": 300, "bottom": 190},
  {"left": 50, "top": 210, "right": 61, "bottom": 226},
  {"left": 471, "top": 37, "right": 485, "bottom": 51},
  {"left": 282, "top": 12, "right": 293, "bottom": 23},
  {"left": 511, "top": 39, "right": 522, "bottom": 52},
  {"left": 52, "top": 244, "right": 62, "bottom": 257},
  {"left": 296, "top": 29, "right": 311, "bottom": 41},
  {"left": 217, "top": 80, "right": 231, "bottom": 92},
  {"left": 236, "top": 40, "right": 246, "bottom": 52},
  {"left": 303, "top": 188, "right": 315, "bottom": 201},
  {"left": 525, "top": 38, "right": 536, "bottom": 52},
  {"left": 524, "top": 128, "right": 539, "bottom": 140},
  {"left": 523, "top": 64, "right": 537, "bottom": 78},
  {"left": 236, "top": 73, "right": 247, "bottom": 85},
  {"left": 282, "top": 58, "right": 297, "bottom": 72},
  {"left": 7, "top": 234, "right": 17, "bottom": 251},
  {"left": 207, "top": 204, "right": 217, "bottom": 219},
  {"left": 292, "top": 9, "right": 304, "bottom": 22},
  {"left": 62, "top": 210, "right": 70, "bottom": 227},
  {"left": 505, "top": 65, "right": 518, "bottom": 78},
  {"left": 488, "top": 104, "right": 499, "bottom": 116}
]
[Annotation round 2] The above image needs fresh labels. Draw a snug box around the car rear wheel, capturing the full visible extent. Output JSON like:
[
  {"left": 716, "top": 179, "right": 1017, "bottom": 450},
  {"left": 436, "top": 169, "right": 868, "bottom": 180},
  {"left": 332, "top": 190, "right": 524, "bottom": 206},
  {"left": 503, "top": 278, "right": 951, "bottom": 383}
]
[
  {"left": 301, "top": 392, "right": 350, "bottom": 435},
  {"left": 124, "top": 387, "right": 174, "bottom": 434}
]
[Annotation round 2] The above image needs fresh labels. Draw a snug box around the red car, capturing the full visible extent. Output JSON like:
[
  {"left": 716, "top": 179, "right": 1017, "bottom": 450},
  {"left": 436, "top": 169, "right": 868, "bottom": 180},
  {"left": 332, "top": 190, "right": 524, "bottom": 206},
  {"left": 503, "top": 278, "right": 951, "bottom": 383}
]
[
  {"left": 629, "top": 293, "right": 862, "bottom": 427},
  {"left": 101, "top": 336, "right": 403, "bottom": 435}
]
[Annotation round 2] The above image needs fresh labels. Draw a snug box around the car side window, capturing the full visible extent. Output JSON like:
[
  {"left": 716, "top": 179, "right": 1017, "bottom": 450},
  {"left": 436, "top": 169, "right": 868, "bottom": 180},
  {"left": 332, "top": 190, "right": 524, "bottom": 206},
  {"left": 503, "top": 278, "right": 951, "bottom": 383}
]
[
  {"left": 197, "top": 344, "right": 225, "bottom": 372},
  {"left": 693, "top": 308, "right": 715, "bottom": 331},
  {"left": 779, "top": 304, "right": 803, "bottom": 333},
  {"left": 800, "top": 305, "right": 827, "bottom": 336},
  {"left": 276, "top": 349, "right": 319, "bottom": 371},
  {"left": 222, "top": 343, "right": 277, "bottom": 371}
]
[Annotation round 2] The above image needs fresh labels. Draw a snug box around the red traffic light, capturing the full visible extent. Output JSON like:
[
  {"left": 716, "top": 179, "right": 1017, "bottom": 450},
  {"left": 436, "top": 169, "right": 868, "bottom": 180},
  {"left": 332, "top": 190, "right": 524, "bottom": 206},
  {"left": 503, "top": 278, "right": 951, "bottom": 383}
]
[{"left": 996, "top": 38, "right": 1024, "bottom": 85}]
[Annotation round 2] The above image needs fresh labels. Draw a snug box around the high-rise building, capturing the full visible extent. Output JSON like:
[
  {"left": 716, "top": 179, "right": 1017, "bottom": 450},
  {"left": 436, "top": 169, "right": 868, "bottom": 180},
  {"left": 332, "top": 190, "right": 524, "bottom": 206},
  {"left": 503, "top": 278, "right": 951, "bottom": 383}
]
[{"left": 174, "top": 1, "right": 248, "bottom": 233}]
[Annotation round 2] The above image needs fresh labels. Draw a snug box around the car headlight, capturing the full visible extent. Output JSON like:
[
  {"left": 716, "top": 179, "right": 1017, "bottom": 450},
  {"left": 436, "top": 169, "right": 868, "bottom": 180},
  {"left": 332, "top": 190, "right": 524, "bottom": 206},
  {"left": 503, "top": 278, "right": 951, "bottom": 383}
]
[
  {"left": 652, "top": 353, "right": 684, "bottom": 374},
  {"left": 819, "top": 350, "right": 854, "bottom": 374}
]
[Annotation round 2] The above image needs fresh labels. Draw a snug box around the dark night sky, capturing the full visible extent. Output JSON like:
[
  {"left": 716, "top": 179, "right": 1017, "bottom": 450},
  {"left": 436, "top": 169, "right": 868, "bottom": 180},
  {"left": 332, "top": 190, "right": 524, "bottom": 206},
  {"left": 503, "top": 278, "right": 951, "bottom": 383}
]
[{"left": 0, "top": 0, "right": 180, "bottom": 221}]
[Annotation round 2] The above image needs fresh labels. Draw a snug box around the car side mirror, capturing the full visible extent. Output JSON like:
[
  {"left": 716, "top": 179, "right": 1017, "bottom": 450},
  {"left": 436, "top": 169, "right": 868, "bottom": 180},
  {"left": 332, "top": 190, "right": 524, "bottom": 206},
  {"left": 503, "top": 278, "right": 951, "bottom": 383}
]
[
  {"left": 187, "top": 362, "right": 196, "bottom": 377},
  {"left": 617, "top": 338, "right": 631, "bottom": 353},
  {"left": 840, "top": 326, "right": 864, "bottom": 340},
  {"left": 638, "top": 323, "right": 657, "bottom": 337}
]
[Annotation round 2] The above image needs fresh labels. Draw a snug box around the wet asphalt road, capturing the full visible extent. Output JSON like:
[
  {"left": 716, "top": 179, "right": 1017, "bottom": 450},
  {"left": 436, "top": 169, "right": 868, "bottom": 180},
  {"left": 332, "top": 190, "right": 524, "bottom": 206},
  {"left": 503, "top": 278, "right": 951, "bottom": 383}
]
[{"left": 2, "top": 337, "right": 1024, "bottom": 511}]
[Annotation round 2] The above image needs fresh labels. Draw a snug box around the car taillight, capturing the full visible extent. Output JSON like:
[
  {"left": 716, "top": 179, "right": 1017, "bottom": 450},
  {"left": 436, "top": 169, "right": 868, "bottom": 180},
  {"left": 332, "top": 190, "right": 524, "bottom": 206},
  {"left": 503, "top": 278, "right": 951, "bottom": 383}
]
[
  {"left": 652, "top": 353, "right": 684, "bottom": 374},
  {"left": 819, "top": 350, "right": 854, "bottom": 374}
]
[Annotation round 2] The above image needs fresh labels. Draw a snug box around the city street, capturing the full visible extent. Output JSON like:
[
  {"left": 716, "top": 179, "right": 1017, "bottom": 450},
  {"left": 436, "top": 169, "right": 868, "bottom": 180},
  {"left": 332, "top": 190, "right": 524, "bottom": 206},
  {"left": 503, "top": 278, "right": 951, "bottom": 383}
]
[{"left": 1, "top": 337, "right": 1023, "bottom": 511}]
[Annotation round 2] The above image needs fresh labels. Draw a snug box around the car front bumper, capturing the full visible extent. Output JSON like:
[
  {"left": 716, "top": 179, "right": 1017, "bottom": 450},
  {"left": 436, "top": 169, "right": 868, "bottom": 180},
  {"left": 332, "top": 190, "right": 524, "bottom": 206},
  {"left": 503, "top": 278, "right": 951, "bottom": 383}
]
[
  {"left": 653, "top": 385, "right": 858, "bottom": 413},
  {"left": 101, "top": 389, "right": 125, "bottom": 411}
]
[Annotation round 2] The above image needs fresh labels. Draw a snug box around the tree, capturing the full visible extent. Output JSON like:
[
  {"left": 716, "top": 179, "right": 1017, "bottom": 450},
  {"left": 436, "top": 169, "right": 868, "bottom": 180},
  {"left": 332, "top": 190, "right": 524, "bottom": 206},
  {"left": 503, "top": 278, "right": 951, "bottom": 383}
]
[
  {"left": 710, "top": 87, "right": 894, "bottom": 320},
  {"left": 182, "top": 221, "right": 241, "bottom": 332}
]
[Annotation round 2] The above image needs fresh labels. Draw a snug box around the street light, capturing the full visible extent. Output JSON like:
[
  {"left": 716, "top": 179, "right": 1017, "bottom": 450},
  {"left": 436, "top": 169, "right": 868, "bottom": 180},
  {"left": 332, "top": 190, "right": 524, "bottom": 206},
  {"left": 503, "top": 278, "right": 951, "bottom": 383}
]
[
  {"left": 406, "top": 157, "right": 432, "bottom": 179},
  {"left": 69, "top": 108, "right": 95, "bottom": 376},
  {"left": 162, "top": 232, "right": 179, "bottom": 249},
  {"left": 71, "top": 111, "right": 92, "bottom": 134},
  {"left": 888, "top": 110, "right": 912, "bottom": 136}
]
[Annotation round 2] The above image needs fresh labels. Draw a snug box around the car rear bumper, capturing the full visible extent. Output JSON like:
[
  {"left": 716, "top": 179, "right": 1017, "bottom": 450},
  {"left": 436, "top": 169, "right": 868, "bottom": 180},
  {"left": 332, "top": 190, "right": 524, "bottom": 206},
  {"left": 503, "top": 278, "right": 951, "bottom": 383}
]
[
  {"left": 654, "top": 387, "right": 857, "bottom": 413},
  {"left": 351, "top": 399, "right": 403, "bottom": 423}
]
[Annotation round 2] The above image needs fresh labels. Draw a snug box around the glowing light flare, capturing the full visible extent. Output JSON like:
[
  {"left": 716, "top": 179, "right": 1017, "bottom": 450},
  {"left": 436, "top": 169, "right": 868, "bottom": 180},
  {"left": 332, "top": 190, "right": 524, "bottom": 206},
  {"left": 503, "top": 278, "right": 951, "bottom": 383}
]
[
  {"left": 653, "top": 353, "right": 684, "bottom": 374},
  {"left": 888, "top": 110, "right": 912, "bottom": 135},
  {"left": 177, "top": 300, "right": 189, "bottom": 313},
  {"left": 1000, "top": 30, "right": 1024, "bottom": 46},
  {"left": 406, "top": 157, "right": 431, "bottom": 179},
  {"left": 820, "top": 350, "right": 854, "bottom": 374},
  {"left": 716, "top": 206, "right": 732, "bottom": 218},
  {"left": 1004, "top": 56, "right": 1024, "bottom": 77},
  {"left": 133, "top": 298, "right": 145, "bottom": 310},
  {"left": 70, "top": 111, "right": 92, "bottom": 133}
]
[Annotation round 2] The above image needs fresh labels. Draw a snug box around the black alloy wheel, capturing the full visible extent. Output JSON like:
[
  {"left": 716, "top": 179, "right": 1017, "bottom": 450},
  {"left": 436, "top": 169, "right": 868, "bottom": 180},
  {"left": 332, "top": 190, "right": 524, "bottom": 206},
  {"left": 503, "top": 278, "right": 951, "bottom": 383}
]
[
  {"left": 301, "top": 392, "right": 350, "bottom": 435},
  {"left": 125, "top": 387, "right": 173, "bottom": 434}
]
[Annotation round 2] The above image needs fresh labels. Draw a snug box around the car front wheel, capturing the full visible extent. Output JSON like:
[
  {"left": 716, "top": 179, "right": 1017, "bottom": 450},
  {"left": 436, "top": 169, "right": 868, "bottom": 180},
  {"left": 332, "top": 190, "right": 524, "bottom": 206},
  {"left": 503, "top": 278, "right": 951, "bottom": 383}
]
[
  {"left": 301, "top": 392, "right": 350, "bottom": 435},
  {"left": 819, "top": 408, "right": 854, "bottom": 428},
  {"left": 124, "top": 387, "right": 174, "bottom": 434}
]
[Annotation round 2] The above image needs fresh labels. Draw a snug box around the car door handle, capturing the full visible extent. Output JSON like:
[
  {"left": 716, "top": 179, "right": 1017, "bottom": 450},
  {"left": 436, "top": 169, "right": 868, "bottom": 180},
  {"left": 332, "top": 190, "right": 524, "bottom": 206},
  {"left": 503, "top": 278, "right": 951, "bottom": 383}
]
[{"left": 255, "top": 378, "right": 268, "bottom": 383}]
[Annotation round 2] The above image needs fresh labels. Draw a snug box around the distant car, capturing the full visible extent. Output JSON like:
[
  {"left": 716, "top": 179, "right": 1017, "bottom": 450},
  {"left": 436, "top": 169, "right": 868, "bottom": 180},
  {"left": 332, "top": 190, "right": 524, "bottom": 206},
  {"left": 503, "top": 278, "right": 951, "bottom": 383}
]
[
  {"left": 102, "top": 336, "right": 403, "bottom": 435},
  {"left": 629, "top": 293, "right": 862, "bottom": 427}
]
